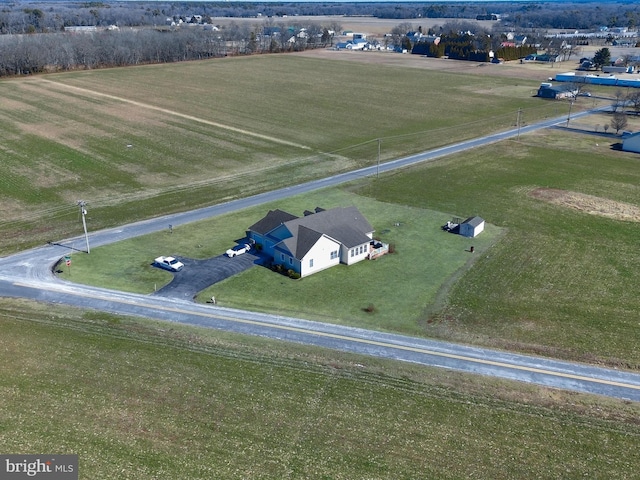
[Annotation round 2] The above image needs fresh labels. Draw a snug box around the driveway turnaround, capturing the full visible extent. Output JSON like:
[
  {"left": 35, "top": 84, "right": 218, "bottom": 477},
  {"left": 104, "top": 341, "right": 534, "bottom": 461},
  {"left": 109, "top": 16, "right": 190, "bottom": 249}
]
[{"left": 153, "top": 253, "right": 261, "bottom": 300}]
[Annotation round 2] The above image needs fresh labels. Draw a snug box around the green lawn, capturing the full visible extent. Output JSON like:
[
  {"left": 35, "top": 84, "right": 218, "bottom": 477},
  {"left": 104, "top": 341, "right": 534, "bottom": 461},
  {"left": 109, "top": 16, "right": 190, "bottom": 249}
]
[
  {"left": 1, "top": 299, "right": 638, "bottom": 480},
  {"left": 59, "top": 189, "right": 501, "bottom": 336}
]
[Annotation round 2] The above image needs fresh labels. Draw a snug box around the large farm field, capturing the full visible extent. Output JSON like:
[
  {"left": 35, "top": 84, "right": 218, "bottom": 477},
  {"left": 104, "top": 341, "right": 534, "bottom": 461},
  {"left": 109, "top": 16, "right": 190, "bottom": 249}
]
[
  {"left": 0, "top": 53, "right": 577, "bottom": 253},
  {"left": 4, "top": 51, "right": 637, "bottom": 365},
  {"left": 1, "top": 299, "right": 639, "bottom": 479}
]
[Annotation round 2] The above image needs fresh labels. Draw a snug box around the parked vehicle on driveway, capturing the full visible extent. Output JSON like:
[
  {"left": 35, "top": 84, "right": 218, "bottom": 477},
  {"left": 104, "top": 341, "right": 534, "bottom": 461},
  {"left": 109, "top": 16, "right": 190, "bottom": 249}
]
[
  {"left": 154, "top": 256, "right": 184, "bottom": 272},
  {"left": 226, "top": 244, "right": 251, "bottom": 257}
]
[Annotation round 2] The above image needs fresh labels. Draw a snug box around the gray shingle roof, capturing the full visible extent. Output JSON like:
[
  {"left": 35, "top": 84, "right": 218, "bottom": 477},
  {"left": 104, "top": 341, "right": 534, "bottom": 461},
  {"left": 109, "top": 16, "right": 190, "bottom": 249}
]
[
  {"left": 252, "top": 206, "right": 374, "bottom": 260},
  {"left": 462, "top": 216, "right": 484, "bottom": 227},
  {"left": 280, "top": 225, "right": 324, "bottom": 258},
  {"left": 248, "top": 209, "right": 299, "bottom": 235},
  {"left": 279, "top": 206, "right": 373, "bottom": 258}
]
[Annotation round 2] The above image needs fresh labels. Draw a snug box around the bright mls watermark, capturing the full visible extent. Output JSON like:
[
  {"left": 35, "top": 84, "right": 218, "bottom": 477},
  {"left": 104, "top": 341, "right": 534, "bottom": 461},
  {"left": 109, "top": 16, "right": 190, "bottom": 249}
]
[{"left": 0, "top": 455, "right": 77, "bottom": 479}]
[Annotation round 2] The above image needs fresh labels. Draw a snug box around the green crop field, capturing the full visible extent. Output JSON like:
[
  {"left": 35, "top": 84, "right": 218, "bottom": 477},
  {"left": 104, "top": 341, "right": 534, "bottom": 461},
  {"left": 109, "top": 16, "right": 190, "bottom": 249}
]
[
  {"left": 1, "top": 299, "right": 639, "bottom": 479},
  {"left": 0, "top": 54, "right": 573, "bottom": 253}
]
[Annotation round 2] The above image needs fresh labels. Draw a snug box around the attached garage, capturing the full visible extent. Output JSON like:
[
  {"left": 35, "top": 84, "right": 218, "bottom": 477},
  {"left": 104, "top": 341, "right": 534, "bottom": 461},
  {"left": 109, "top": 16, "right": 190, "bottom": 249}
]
[{"left": 459, "top": 216, "right": 485, "bottom": 238}]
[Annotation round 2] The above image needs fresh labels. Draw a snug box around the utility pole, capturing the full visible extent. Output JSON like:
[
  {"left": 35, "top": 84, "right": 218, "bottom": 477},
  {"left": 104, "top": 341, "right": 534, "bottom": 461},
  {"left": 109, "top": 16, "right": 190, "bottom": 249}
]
[
  {"left": 566, "top": 99, "right": 574, "bottom": 127},
  {"left": 77, "top": 200, "right": 90, "bottom": 254},
  {"left": 517, "top": 108, "right": 522, "bottom": 140}
]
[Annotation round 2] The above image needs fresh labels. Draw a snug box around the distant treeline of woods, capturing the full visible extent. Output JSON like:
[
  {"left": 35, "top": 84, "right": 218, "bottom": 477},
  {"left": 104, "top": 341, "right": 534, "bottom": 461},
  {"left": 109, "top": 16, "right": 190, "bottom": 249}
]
[
  {"left": 1, "top": 1, "right": 638, "bottom": 77},
  {"left": 0, "top": 28, "right": 333, "bottom": 76}
]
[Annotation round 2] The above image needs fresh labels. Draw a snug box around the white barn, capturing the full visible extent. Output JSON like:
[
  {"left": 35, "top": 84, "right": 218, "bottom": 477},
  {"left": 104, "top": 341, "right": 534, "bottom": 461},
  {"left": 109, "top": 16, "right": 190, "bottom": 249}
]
[{"left": 459, "top": 216, "right": 485, "bottom": 238}]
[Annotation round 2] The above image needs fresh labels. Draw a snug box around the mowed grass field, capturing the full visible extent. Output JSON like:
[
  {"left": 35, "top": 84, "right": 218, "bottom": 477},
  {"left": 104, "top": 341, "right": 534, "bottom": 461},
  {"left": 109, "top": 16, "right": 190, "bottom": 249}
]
[
  {"left": 60, "top": 189, "right": 501, "bottom": 335},
  {"left": 1, "top": 299, "right": 639, "bottom": 479},
  {"left": 16, "top": 53, "right": 638, "bottom": 366},
  {"left": 0, "top": 54, "right": 565, "bottom": 253}
]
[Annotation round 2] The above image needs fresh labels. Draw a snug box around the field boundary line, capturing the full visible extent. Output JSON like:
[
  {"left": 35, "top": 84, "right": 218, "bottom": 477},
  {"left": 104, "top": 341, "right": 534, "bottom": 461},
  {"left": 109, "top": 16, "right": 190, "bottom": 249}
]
[{"left": 37, "top": 78, "right": 311, "bottom": 150}]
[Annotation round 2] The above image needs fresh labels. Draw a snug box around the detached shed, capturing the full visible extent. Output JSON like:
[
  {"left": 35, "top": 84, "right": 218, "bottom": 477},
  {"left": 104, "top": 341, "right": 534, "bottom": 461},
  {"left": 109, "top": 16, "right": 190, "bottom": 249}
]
[{"left": 459, "top": 216, "right": 485, "bottom": 238}]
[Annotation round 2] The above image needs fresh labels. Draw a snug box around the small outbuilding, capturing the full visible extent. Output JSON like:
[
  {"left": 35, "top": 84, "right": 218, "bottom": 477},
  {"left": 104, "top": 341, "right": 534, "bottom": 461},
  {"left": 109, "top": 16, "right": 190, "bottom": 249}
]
[
  {"left": 459, "top": 216, "right": 485, "bottom": 238},
  {"left": 622, "top": 132, "right": 640, "bottom": 154},
  {"left": 537, "top": 83, "right": 578, "bottom": 99}
]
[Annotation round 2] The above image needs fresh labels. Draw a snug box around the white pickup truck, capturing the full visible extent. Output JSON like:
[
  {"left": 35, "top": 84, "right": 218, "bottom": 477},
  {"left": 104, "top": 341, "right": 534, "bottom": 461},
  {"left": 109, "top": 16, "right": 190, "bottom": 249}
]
[{"left": 154, "top": 256, "right": 184, "bottom": 272}]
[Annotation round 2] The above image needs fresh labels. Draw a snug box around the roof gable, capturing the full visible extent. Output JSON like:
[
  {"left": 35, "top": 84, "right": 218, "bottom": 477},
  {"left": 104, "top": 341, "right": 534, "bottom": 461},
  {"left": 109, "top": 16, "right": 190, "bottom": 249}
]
[
  {"left": 280, "top": 225, "right": 325, "bottom": 258},
  {"left": 462, "top": 216, "right": 484, "bottom": 227},
  {"left": 283, "top": 206, "right": 373, "bottom": 251},
  {"left": 248, "top": 209, "right": 299, "bottom": 235}
]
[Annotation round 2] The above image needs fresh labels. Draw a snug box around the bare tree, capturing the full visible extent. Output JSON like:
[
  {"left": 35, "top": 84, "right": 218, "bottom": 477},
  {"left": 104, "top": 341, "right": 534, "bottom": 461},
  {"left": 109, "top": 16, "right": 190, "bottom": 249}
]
[
  {"left": 327, "top": 21, "right": 342, "bottom": 37},
  {"left": 611, "top": 88, "right": 626, "bottom": 113},
  {"left": 611, "top": 112, "right": 628, "bottom": 134},
  {"left": 390, "top": 22, "right": 413, "bottom": 47},
  {"left": 625, "top": 89, "right": 640, "bottom": 116}
]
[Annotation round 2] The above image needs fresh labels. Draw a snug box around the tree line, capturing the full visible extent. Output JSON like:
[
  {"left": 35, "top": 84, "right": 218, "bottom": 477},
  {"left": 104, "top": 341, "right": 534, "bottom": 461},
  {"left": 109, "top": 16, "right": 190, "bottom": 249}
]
[
  {"left": 0, "top": 22, "right": 339, "bottom": 77},
  {"left": 1, "top": 2, "right": 638, "bottom": 35}
]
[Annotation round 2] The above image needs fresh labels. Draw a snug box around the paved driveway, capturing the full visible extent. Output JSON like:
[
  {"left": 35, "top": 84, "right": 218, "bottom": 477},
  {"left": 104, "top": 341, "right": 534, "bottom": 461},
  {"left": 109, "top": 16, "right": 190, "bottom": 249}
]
[{"left": 153, "top": 252, "right": 262, "bottom": 300}]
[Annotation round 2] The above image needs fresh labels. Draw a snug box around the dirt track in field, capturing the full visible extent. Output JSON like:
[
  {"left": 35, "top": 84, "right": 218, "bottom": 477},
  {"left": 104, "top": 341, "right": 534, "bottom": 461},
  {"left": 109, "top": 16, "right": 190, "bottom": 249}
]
[
  {"left": 529, "top": 188, "right": 640, "bottom": 222},
  {"left": 37, "top": 78, "right": 311, "bottom": 150}
]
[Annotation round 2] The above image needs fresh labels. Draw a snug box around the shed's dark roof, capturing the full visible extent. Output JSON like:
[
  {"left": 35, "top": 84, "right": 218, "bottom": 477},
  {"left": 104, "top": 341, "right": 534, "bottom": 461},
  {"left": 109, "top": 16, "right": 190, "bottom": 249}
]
[
  {"left": 462, "top": 216, "right": 484, "bottom": 227},
  {"left": 248, "top": 209, "right": 299, "bottom": 235}
]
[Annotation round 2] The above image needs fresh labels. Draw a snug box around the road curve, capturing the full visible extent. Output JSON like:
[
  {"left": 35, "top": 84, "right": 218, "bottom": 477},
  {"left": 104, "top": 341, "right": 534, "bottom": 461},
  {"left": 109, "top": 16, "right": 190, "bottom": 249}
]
[{"left": 3, "top": 106, "right": 638, "bottom": 402}]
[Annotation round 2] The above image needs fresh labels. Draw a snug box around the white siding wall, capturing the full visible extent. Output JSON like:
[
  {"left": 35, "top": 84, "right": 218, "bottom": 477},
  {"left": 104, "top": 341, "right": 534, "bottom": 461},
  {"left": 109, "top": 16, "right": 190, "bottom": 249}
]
[
  {"left": 343, "top": 242, "right": 369, "bottom": 265},
  {"left": 300, "top": 236, "right": 341, "bottom": 277},
  {"left": 460, "top": 221, "right": 484, "bottom": 238}
]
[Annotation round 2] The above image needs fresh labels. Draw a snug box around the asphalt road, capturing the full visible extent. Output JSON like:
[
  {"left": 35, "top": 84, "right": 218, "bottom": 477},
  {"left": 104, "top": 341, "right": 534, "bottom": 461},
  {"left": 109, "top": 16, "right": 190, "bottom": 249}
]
[{"left": 3, "top": 106, "right": 639, "bottom": 401}]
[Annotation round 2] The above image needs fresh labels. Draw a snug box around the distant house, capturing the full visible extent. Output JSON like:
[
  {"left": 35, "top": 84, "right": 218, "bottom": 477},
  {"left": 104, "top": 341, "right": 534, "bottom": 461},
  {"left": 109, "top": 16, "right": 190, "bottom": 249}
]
[
  {"left": 524, "top": 53, "right": 559, "bottom": 63},
  {"left": 622, "top": 132, "right": 640, "bottom": 154},
  {"left": 263, "top": 26, "right": 281, "bottom": 36},
  {"left": 537, "top": 83, "right": 577, "bottom": 99},
  {"left": 64, "top": 26, "right": 97, "bottom": 33},
  {"left": 247, "top": 206, "right": 379, "bottom": 278},
  {"left": 336, "top": 39, "right": 369, "bottom": 50},
  {"left": 459, "top": 217, "right": 485, "bottom": 238},
  {"left": 514, "top": 35, "right": 528, "bottom": 45}
]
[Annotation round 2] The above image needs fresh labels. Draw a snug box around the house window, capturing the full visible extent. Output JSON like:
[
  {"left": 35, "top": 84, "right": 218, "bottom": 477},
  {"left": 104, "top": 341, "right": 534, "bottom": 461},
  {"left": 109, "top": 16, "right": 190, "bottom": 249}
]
[
  {"left": 309, "top": 259, "right": 314, "bottom": 268},
  {"left": 289, "top": 256, "right": 293, "bottom": 265},
  {"left": 330, "top": 250, "right": 338, "bottom": 260},
  {"left": 350, "top": 249, "right": 354, "bottom": 257},
  {"left": 280, "top": 253, "right": 285, "bottom": 262}
]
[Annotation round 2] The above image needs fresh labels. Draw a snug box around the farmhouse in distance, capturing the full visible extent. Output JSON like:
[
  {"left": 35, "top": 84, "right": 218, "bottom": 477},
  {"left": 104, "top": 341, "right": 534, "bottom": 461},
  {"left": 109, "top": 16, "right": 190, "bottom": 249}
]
[{"left": 247, "top": 206, "right": 388, "bottom": 278}]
